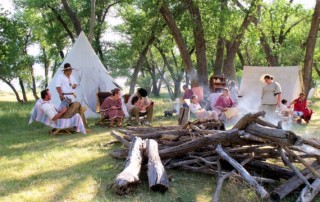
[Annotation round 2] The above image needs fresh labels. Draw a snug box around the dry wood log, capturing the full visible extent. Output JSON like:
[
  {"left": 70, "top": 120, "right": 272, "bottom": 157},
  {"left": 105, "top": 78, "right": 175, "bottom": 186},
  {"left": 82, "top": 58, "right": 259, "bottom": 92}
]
[
  {"left": 126, "top": 125, "right": 181, "bottom": 132},
  {"left": 270, "top": 160, "right": 320, "bottom": 201},
  {"left": 166, "top": 156, "right": 217, "bottom": 169},
  {"left": 180, "top": 165, "right": 217, "bottom": 175},
  {"left": 146, "top": 139, "right": 169, "bottom": 192},
  {"left": 137, "top": 129, "right": 191, "bottom": 139},
  {"left": 233, "top": 111, "right": 266, "bottom": 130},
  {"left": 240, "top": 132, "right": 270, "bottom": 143},
  {"left": 216, "top": 144, "right": 269, "bottom": 199},
  {"left": 255, "top": 118, "right": 281, "bottom": 129},
  {"left": 110, "top": 149, "right": 129, "bottom": 159},
  {"left": 245, "top": 123, "right": 298, "bottom": 145},
  {"left": 212, "top": 158, "right": 252, "bottom": 202},
  {"left": 297, "top": 178, "right": 320, "bottom": 202},
  {"left": 277, "top": 147, "right": 311, "bottom": 186},
  {"left": 178, "top": 107, "right": 190, "bottom": 125},
  {"left": 246, "top": 160, "right": 294, "bottom": 180},
  {"left": 301, "top": 138, "right": 320, "bottom": 150},
  {"left": 146, "top": 140, "right": 169, "bottom": 192},
  {"left": 111, "top": 130, "right": 130, "bottom": 147},
  {"left": 114, "top": 137, "right": 144, "bottom": 195},
  {"left": 159, "top": 129, "right": 249, "bottom": 159}
]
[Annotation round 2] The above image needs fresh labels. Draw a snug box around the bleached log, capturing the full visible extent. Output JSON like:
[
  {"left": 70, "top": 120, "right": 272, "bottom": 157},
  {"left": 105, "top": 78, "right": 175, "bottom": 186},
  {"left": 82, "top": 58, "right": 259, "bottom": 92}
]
[
  {"left": 146, "top": 139, "right": 169, "bottom": 192},
  {"left": 114, "top": 137, "right": 144, "bottom": 195}
]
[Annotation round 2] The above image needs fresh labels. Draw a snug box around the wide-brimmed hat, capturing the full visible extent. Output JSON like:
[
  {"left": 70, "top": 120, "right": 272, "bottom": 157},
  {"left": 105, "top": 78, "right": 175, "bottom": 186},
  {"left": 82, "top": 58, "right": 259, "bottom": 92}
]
[{"left": 62, "top": 63, "right": 74, "bottom": 71}]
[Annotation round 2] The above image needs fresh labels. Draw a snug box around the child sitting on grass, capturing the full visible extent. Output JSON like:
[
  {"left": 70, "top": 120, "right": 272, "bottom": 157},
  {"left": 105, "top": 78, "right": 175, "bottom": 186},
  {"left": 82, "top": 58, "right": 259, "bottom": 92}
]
[{"left": 280, "top": 99, "right": 292, "bottom": 117}]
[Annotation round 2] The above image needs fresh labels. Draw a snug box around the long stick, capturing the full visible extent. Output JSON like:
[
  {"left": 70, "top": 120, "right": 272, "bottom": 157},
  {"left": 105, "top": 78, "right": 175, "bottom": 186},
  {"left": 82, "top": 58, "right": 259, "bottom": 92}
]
[
  {"left": 216, "top": 144, "right": 269, "bottom": 199},
  {"left": 277, "top": 147, "right": 310, "bottom": 186},
  {"left": 282, "top": 146, "right": 320, "bottom": 178},
  {"left": 212, "top": 157, "right": 252, "bottom": 202}
]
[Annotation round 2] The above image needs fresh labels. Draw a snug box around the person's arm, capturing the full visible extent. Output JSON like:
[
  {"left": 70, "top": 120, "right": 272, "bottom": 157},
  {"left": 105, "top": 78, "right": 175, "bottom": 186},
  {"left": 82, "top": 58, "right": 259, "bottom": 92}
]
[
  {"left": 277, "top": 93, "right": 282, "bottom": 107},
  {"left": 52, "top": 107, "right": 67, "bottom": 121},
  {"left": 56, "top": 87, "right": 64, "bottom": 100},
  {"left": 305, "top": 100, "right": 308, "bottom": 108}
]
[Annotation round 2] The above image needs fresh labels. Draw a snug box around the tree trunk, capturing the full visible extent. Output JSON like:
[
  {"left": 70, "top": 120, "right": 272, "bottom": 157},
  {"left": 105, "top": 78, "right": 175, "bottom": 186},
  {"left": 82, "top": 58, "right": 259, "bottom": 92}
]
[
  {"left": 185, "top": 0, "right": 208, "bottom": 87},
  {"left": 159, "top": 3, "right": 198, "bottom": 87},
  {"left": 129, "top": 35, "right": 156, "bottom": 94},
  {"left": 48, "top": 5, "right": 75, "bottom": 42},
  {"left": 30, "top": 66, "right": 39, "bottom": 100},
  {"left": 223, "top": 0, "right": 259, "bottom": 80},
  {"left": 214, "top": 36, "right": 225, "bottom": 75},
  {"left": 18, "top": 77, "right": 27, "bottom": 102},
  {"left": 146, "top": 139, "right": 169, "bottom": 192},
  {"left": 42, "top": 47, "right": 50, "bottom": 88},
  {"left": 0, "top": 77, "right": 23, "bottom": 103},
  {"left": 61, "top": 0, "right": 82, "bottom": 35},
  {"left": 88, "top": 0, "right": 96, "bottom": 44},
  {"left": 303, "top": 0, "right": 320, "bottom": 94}
]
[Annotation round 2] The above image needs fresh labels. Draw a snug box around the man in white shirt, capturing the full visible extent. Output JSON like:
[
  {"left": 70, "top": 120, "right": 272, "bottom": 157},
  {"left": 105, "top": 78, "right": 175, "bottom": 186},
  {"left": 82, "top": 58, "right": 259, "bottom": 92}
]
[
  {"left": 40, "top": 89, "right": 79, "bottom": 121},
  {"left": 55, "top": 63, "right": 87, "bottom": 126},
  {"left": 56, "top": 63, "right": 78, "bottom": 102}
]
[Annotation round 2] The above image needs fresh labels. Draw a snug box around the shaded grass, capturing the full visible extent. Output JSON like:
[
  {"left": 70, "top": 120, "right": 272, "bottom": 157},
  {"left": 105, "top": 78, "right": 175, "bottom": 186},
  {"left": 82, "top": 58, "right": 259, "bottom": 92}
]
[{"left": 0, "top": 94, "right": 319, "bottom": 202}]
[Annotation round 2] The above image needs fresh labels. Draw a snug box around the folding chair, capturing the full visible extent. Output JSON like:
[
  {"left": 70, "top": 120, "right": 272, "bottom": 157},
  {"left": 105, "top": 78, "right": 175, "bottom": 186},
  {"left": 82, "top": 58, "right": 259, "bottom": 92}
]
[
  {"left": 95, "top": 92, "right": 112, "bottom": 126},
  {"left": 29, "top": 99, "right": 87, "bottom": 135}
]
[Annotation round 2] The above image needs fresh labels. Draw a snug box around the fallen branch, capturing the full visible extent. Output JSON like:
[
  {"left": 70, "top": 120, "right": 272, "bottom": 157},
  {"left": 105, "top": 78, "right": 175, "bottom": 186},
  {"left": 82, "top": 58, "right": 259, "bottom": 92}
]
[{"left": 216, "top": 144, "right": 269, "bottom": 199}]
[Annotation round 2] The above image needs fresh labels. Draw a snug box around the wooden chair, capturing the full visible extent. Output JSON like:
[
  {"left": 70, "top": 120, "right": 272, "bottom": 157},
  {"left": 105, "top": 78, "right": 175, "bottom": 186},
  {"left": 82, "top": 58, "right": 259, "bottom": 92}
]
[{"left": 95, "top": 92, "right": 112, "bottom": 126}]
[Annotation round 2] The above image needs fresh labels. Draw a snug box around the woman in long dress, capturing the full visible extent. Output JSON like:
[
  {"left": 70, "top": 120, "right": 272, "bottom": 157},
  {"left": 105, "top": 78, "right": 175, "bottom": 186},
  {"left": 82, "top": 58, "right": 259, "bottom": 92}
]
[{"left": 101, "top": 88, "right": 125, "bottom": 127}]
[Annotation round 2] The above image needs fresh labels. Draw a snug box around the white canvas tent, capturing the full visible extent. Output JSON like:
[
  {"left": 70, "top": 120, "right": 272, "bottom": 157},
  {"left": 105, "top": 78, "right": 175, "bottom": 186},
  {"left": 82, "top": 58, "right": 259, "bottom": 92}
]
[
  {"left": 48, "top": 31, "right": 126, "bottom": 118},
  {"left": 238, "top": 66, "right": 303, "bottom": 111}
]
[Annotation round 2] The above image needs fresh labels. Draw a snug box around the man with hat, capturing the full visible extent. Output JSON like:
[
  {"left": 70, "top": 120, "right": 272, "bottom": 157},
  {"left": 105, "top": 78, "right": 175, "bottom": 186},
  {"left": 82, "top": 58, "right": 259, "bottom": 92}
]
[
  {"left": 56, "top": 63, "right": 87, "bottom": 126},
  {"left": 126, "top": 88, "right": 154, "bottom": 126}
]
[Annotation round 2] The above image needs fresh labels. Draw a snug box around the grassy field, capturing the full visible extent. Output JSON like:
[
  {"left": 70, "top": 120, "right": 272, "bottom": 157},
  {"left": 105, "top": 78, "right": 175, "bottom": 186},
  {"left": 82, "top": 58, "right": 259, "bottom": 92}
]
[{"left": 0, "top": 91, "right": 319, "bottom": 202}]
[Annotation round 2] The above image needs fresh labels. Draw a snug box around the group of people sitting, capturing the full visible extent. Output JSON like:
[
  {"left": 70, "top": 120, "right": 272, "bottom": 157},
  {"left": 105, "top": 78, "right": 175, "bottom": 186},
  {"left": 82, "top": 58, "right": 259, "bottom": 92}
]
[
  {"left": 183, "top": 83, "right": 239, "bottom": 122},
  {"left": 40, "top": 63, "right": 87, "bottom": 127},
  {"left": 99, "top": 87, "right": 154, "bottom": 127},
  {"left": 280, "top": 92, "right": 313, "bottom": 124},
  {"left": 183, "top": 74, "right": 313, "bottom": 125}
]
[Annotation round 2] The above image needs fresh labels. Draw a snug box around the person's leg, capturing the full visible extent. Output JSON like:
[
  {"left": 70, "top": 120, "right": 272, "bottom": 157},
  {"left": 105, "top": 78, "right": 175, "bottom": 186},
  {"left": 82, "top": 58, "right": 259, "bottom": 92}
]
[
  {"left": 146, "top": 105, "right": 154, "bottom": 122},
  {"left": 62, "top": 102, "right": 81, "bottom": 118},
  {"left": 131, "top": 107, "right": 141, "bottom": 123},
  {"left": 61, "top": 102, "right": 88, "bottom": 127}
]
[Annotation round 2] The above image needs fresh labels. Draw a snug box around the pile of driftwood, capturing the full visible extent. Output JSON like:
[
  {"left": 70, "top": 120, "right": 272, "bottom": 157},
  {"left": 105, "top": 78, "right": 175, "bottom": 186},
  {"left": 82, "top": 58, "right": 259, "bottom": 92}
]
[{"left": 109, "top": 111, "right": 320, "bottom": 201}]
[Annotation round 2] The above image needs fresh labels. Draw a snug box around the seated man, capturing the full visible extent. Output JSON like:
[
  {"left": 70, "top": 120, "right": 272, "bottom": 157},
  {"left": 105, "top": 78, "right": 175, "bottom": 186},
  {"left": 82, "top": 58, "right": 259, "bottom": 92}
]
[
  {"left": 41, "top": 89, "right": 86, "bottom": 123},
  {"left": 126, "top": 88, "right": 154, "bottom": 126},
  {"left": 189, "top": 95, "right": 218, "bottom": 120},
  {"left": 29, "top": 89, "right": 86, "bottom": 134}
]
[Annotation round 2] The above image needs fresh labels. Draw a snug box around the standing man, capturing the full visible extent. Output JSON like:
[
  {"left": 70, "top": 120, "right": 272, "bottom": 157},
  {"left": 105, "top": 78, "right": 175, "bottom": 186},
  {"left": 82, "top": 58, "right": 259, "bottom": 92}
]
[
  {"left": 260, "top": 74, "right": 282, "bottom": 120},
  {"left": 56, "top": 63, "right": 87, "bottom": 126}
]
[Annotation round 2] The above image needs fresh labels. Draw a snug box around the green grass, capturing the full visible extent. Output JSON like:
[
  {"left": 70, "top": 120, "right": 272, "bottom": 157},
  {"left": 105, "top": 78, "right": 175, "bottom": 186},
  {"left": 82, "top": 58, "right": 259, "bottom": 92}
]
[{"left": 0, "top": 93, "right": 319, "bottom": 202}]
